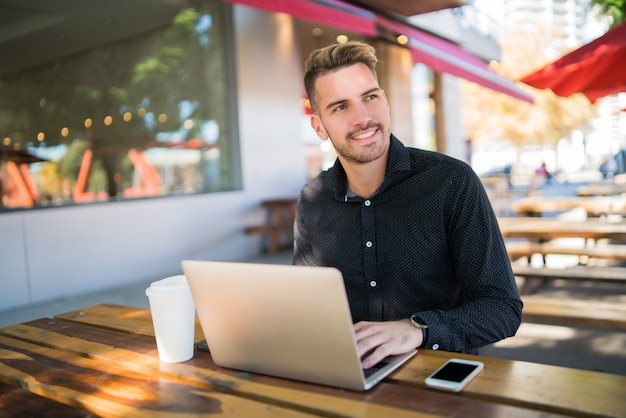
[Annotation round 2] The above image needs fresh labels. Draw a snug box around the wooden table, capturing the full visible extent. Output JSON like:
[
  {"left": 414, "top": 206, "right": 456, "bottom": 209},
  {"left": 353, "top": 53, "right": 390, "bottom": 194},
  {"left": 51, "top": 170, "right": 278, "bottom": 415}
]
[
  {"left": 1, "top": 303, "right": 625, "bottom": 417},
  {"left": 498, "top": 217, "right": 626, "bottom": 241},
  {"left": 576, "top": 183, "right": 626, "bottom": 197},
  {"left": 511, "top": 196, "right": 626, "bottom": 217}
]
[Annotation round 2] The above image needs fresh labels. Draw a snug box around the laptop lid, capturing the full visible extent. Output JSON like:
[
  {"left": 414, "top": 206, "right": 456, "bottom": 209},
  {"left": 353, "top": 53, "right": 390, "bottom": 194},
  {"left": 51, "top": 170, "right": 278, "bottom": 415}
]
[{"left": 182, "top": 260, "right": 416, "bottom": 391}]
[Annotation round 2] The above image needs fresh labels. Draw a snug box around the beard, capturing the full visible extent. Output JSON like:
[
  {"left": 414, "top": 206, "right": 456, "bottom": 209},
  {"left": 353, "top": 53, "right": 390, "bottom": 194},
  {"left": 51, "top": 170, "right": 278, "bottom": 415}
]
[{"left": 331, "top": 123, "right": 390, "bottom": 165}]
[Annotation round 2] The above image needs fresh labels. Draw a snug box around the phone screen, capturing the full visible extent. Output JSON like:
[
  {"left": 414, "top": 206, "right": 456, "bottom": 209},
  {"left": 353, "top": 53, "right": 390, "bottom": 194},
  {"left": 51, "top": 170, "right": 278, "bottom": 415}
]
[{"left": 430, "top": 362, "right": 480, "bottom": 382}]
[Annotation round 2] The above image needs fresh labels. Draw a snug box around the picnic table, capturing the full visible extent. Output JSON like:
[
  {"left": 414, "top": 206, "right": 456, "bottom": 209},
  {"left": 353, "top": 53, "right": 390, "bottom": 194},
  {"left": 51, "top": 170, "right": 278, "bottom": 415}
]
[
  {"left": 245, "top": 197, "right": 297, "bottom": 253},
  {"left": 511, "top": 195, "right": 626, "bottom": 217},
  {"left": 497, "top": 217, "right": 626, "bottom": 241},
  {"left": 1, "top": 303, "right": 625, "bottom": 417},
  {"left": 576, "top": 183, "right": 626, "bottom": 197}
]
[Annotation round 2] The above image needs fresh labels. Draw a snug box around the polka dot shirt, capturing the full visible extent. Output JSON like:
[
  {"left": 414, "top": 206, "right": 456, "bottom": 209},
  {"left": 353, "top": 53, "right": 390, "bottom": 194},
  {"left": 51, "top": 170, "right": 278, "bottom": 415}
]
[{"left": 293, "top": 135, "right": 522, "bottom": 353}]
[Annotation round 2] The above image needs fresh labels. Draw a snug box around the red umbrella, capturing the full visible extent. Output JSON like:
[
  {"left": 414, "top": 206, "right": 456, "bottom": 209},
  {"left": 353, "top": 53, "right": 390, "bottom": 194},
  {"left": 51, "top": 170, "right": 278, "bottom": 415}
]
[{"left": 519, "top": 22, "right": 626, "bottom": 103}]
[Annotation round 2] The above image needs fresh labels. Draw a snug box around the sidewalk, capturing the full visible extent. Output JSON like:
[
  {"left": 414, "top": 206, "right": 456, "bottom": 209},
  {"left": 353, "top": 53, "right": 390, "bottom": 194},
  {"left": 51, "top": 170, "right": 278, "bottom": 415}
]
[
  {"left": 2, "top": 250, "right": 624, "bottom": 376},
  {"left": 0, "top": 251, "right": 293, "bottom": 329}
]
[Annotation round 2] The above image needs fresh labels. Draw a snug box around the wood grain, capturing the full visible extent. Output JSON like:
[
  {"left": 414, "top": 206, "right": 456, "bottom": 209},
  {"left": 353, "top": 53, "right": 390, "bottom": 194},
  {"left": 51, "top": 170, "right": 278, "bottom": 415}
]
[
  {"left": 53, "top": 304, "right": 626, "bottom": 417},
  {"left": 0, "top": 307, "right": 571, "bottom": 418}
]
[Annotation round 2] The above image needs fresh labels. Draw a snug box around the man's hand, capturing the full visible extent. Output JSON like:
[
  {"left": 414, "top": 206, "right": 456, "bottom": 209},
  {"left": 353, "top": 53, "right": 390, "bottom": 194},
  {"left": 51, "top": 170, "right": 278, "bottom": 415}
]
[{"left": 353, "top": 319, "right": 423, "bottom": 369}]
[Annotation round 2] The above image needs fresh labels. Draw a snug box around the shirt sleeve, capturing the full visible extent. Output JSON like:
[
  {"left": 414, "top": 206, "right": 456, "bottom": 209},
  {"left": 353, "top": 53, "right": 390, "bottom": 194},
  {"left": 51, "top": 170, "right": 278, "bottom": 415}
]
[{"left": 414, "top": 163, "right": 523, "bottom": 352}]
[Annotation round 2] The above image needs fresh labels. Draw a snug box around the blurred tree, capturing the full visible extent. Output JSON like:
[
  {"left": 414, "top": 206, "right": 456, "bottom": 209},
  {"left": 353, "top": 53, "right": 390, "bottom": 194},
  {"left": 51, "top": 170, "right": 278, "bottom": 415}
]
[
  {"left": 462, "top": 25, "right": 595, "bottom": 163},
  {"left": 592, "top": 0, "right": 625, "bottom": 26}
]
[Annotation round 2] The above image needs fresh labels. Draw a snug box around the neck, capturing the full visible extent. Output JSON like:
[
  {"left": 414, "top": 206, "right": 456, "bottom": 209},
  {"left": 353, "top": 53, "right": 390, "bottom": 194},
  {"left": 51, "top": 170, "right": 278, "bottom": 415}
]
[{"left": 342, "top": 155, "right": 388, "bottom": 199}]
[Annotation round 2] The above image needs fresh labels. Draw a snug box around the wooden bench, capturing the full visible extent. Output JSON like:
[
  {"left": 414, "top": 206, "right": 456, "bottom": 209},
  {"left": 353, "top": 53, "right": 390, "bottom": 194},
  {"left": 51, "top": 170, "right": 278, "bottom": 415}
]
[
  {"left": 506, "top": 241, "right": 626, "bottom": 262},
  {"left": 510, "top": 195, "right": 626, "bottom": 217},
  {"left": 245, "top": 197, "right": 297, "bottom": 253},
  {"left": 512, "top": 264, "right": 626, "bottom": 294},
  {"left": 513, "top": 265, "right": 626, "bottom": 284},
  {"left": 522, "top": 296, "right": 626, "bottom": 330}
]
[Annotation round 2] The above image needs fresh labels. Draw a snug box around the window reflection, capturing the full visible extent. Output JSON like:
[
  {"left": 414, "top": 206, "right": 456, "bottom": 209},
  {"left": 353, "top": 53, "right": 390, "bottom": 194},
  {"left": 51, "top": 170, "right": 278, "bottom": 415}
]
[{"left": 0, "top": 1, "right": 240, "bottom": 210}]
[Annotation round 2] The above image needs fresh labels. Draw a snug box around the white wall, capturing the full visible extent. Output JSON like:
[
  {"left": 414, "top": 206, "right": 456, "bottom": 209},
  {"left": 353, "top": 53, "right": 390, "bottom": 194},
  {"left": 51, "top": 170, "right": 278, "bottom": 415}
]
[
  {"left": 0, "top": 6, "right": 308, "bottom": 312},
  {"left": 235, "top": 8, "right": 307, "bottom": 199}
]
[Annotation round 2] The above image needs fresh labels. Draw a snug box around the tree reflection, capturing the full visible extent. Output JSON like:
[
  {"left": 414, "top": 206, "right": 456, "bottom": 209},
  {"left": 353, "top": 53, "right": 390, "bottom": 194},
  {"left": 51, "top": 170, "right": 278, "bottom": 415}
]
[{"left": 0, "top": 2, "right": 233, "bottom": 208}]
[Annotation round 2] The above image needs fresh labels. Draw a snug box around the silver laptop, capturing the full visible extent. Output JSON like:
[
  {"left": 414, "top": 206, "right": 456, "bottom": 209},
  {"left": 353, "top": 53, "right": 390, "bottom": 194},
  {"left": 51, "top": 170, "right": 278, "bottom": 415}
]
[{"left": 182, "top": 260, "right": 417, "bottom": 391}]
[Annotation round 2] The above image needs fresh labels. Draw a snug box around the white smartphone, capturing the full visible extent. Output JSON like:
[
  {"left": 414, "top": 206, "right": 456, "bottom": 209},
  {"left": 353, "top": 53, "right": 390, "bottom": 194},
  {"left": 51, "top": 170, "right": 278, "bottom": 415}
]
[{"left": 425, "top": 358, "right": 484, "bottom": 392}]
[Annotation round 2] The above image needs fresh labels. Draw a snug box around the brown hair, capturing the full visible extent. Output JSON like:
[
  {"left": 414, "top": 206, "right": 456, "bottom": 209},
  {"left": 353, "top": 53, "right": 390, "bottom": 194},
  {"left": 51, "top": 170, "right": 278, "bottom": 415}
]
[{"left": 303, "top": 41, "right": 378, "bottom": 112}]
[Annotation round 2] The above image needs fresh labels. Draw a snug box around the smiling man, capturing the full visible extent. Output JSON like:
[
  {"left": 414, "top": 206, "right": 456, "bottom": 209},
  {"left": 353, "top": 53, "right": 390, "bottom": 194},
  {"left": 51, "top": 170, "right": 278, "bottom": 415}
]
[{"left": 293, "top": 41, "right": 522, "bottom": 369}]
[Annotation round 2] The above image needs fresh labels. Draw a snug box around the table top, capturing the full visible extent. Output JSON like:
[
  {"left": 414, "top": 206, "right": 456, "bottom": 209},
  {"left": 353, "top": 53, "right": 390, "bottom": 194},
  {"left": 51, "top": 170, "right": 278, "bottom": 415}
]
[
  {"left": 1, "top": 303, "right": 625, "bottom": 417},
  {"left": 576, "top": 183, "right": 626, "bottom": 197},
  {"left": 498, "top": 216, "right": 626, "bottom": 241},
  {"left": 511, "top": 195, "right": 626, "bottom": 216}
]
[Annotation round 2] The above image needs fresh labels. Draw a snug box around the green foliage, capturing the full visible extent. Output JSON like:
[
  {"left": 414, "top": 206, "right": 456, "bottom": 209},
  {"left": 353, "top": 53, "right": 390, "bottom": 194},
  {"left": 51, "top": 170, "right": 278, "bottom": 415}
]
[{"left": 592, "top": 0, "right": 625, "bottom": 26}]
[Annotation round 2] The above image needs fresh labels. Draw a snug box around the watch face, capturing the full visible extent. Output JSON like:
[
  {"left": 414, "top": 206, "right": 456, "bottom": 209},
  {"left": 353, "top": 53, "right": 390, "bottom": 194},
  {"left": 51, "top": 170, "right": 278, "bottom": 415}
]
[{"left": 410, "top": 315, "right": 428, "bottom": 329}]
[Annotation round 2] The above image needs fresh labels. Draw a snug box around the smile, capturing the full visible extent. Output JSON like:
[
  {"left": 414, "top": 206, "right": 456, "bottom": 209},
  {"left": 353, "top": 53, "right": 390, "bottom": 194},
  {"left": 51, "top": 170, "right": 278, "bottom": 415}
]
[{"left": 352, "top": 129, "right": 377, "bottom": 140}]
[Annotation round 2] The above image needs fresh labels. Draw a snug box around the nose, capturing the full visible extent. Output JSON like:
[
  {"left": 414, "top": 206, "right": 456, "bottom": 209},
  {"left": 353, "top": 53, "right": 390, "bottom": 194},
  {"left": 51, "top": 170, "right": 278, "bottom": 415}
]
[{"left": 352, "top": 102, "right": 373, "bottom": 128}]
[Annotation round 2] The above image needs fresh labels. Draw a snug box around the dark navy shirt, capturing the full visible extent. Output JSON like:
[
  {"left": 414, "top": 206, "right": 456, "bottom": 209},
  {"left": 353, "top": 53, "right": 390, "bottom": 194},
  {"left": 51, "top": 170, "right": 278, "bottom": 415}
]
[{"left": 293, "top": 135, "right": 522, "bottom": 353}]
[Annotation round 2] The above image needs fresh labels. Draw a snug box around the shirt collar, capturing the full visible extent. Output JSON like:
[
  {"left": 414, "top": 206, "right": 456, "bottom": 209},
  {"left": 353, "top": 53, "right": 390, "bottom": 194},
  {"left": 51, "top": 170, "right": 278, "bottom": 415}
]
[{"left": 324, "top": 134, "right": 412, "bottom": 200}]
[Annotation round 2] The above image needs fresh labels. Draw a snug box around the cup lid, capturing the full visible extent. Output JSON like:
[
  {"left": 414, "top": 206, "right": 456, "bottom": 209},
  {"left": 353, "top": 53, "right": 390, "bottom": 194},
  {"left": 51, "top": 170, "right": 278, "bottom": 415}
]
[{"left": 146, "top": 275, "right": 190, "bottom": 296}]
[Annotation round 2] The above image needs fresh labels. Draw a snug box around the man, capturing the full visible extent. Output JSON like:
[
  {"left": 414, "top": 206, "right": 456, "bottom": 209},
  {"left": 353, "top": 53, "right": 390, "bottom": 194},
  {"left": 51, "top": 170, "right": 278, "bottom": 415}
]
[{"left": 293, "top": 41, "right": 522, "bottom": 369}]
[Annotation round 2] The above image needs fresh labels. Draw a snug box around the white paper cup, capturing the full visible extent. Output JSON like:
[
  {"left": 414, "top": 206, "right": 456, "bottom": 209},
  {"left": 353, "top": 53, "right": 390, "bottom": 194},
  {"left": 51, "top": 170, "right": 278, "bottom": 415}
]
[{"left": 145, "top": 275, "right": 195, "bottom": 363}]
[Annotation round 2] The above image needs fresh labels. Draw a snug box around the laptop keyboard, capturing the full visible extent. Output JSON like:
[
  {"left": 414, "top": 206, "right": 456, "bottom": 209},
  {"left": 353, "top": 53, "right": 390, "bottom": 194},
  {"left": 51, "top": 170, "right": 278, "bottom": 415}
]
[{"left": 363, "top": 360, "right": 389, "bottom": 378}]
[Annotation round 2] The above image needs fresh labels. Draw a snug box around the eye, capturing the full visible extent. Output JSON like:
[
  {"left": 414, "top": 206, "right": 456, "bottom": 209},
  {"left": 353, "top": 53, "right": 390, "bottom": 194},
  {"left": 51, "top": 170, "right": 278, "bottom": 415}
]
[
  {"left": 333, "top": 103, "right": 347, "bottom": 112},
  {"left": 365, "top": 94, "right": 378, "bottom": 101}
]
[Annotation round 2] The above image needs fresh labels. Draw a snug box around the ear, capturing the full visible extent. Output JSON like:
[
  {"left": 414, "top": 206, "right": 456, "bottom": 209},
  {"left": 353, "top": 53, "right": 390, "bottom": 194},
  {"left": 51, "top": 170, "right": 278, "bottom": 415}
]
[{"left": 310, "top": 114, "right": 328, "bottom": 140}]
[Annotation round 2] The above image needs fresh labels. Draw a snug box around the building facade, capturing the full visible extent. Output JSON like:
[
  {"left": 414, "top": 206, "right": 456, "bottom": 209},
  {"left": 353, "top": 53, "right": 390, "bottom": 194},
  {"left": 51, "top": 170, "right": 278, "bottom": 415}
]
[{"left": 0, "top": 0, "right": 529, "bottom": 311}]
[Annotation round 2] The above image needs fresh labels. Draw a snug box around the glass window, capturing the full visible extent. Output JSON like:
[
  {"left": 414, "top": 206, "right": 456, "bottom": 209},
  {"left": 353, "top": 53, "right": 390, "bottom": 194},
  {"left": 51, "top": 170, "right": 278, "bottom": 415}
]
[{"left": 0, "top": 0, "right": 240, "bottom": 210}]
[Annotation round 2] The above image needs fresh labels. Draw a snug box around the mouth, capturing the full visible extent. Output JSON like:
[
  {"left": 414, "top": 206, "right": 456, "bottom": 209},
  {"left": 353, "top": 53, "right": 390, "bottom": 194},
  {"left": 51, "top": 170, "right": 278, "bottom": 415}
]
[{"left": 350, "top": 125, "right": 379, "bottom": 141}]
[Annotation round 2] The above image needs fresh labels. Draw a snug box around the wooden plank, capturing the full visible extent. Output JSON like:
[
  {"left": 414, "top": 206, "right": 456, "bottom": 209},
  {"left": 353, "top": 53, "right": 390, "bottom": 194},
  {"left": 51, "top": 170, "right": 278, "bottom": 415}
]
[
  {"left": 506, "top": 241, "right": 626, "bottom": 261},
  {"left": 46, "top": 304, "right": 626, "bottom": 418},
  {"left": 576, "top": 183, "right": 626, "bottom": 197},
  {"left": 246, "top": 198, "right": 296, "bottom": 253},
  {"left": 0, "top": 315, "right": 568, "bottom": 418},
  {"left": 245, "top": 224, "right": 292, "bottom": 234},
  {"left": 0, "top": 381, "right": 97, "bottom": 418},
  {"left": 52, "top": 303, "right": 206, "bottom": 343},
  {"left": 497, "top": 217, "right": 626, "bottom": 241},
  {"left": 512, "top": 265, "right": 626, "bottom": 284},
  {"left": 521, "top": 297, "right": 626, "bottom": 330},
  {"left": 511, "top": 196, "right": 626, "bottom": 216},
  {"left": 390, "top": 349, "right": 626, "bottom": 418},
  {"left": 0, "top": 334, "right": 316, "bottom": 418}
]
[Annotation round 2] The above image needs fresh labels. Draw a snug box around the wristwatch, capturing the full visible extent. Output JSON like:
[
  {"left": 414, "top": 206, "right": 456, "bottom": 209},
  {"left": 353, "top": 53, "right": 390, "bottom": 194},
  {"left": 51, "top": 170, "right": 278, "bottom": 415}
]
[{"left": 410, "top": 314, "right": 428, "bottom": 329}]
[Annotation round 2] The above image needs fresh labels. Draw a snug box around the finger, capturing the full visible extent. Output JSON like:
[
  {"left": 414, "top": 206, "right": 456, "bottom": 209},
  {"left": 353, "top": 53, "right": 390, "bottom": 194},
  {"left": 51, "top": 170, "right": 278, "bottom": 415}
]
[
  {"left": 355, "top": 331, "right": 382, "bottom": 357},
  {"left": 353, "top": 320, "right": 374, "bottom": 334},
  {"left": 356, "top": 333, "right": 379, "bottom": 359},
  {"left": 362, "top": 346, "right": 389, "bottom": 369}
]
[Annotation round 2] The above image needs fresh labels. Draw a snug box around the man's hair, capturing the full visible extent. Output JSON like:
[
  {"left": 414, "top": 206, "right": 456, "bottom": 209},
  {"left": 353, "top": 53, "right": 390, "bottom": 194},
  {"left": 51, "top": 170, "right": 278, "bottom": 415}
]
[{"left": 303, "top": 41, "right": 378, "bottom": 112}]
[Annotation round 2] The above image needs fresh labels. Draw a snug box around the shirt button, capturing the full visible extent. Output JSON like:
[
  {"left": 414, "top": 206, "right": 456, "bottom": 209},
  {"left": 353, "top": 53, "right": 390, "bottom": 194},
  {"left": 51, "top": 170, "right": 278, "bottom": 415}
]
[
  {"left": 366, "top": 241, "right": 373, "bottom": 248},
  {"left": 370, "top": 281, "right": 377, "bottom": 287},
  {"left": 364, "top": 200, "right": 371, "bottom": 206},
  {"left": 432, "top": 344, "right": 440, "bottom": 350}
]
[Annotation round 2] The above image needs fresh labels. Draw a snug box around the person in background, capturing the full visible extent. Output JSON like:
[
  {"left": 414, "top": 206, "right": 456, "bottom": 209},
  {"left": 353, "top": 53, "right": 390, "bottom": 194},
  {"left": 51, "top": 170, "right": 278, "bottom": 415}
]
[
  {"left": 293, "top": 41, "right": 522, "bottom": 369},
  {"left": 535, "top": 162, "right": 552, "bottom": 183}
]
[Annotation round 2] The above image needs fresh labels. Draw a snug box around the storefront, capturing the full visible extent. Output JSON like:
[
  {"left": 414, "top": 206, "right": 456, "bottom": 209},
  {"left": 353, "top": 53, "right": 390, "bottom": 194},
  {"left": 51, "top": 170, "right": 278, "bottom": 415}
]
[{"left": 0, "top": 0, "right": 531, "bottom": 311}]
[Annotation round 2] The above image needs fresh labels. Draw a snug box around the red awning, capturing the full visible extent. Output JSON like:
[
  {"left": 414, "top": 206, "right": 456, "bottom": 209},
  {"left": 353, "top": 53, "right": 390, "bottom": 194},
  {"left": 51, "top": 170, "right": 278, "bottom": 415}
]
[
  {"left": 221, "top": 0, "right": 377, "bottom": 36},
  {"left": 377, "top": 17, "right": 533, "bottom": 103},
  {"left": 222, "top": 0, "right": 533, "bottom": 103},
  {"left": 520, "top": 23, "right": 626, "bottom": 103}
]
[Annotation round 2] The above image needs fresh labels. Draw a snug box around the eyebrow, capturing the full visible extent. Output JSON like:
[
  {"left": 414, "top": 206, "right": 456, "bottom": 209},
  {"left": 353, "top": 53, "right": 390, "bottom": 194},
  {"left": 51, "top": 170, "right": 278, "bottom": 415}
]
[{"left": 323, "top": 87, "right": 381, "bottom": 111}]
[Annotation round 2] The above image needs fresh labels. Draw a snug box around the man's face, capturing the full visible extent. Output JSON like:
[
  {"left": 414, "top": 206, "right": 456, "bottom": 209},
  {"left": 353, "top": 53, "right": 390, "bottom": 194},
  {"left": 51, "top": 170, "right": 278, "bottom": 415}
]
[{"left": 310, "top": 63, "right": 391, "bottom": 165}]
